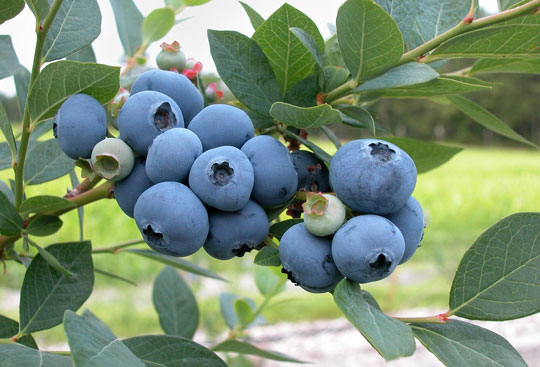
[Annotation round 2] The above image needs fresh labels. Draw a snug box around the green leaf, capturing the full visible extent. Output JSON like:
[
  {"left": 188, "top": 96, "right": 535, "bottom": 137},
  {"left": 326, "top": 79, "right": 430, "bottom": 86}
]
[
  {"left": 336, "top": 0, "right": 403, "bottom": 83},
  {"left": 322, "top": 66, "right": 350, "bottom": 93},
  {"left": 110, "top": 0, "right": 144, "bottom": 57},
  {"left": 26, "top": 215, "right": 63, "bottom": 237},
  {"left": 30, "top": 118, "right": 54, "bottom": 140},
  {"left": 412, "top": 320, "right": 527, "bottom": 367},
  {"left": 43, "top": 0, "right": 101, "bottom": 62},
  {"left": 27, "top": 60, "right": 120, "bottom": 125},
  {"left": 253, "top": 4, "right": 324, "bottom": 96},
  {"left": 269, "top": 219, "right": 303, "bottom": 240},
  {"left": 0, "top": 0, "right": 24, "bottom": 25},
  {"left": 324, "top": 34, "right": 346, "bottom": 68},
  {"left": 430, "top": 25, "right": 540, "bottom": 60},
  {"left": 0, "top": 103, "right": 16, "bottom": 160},
  {"left": 69, "top": 170, "right": 84, "bottom": 240},
  {"left": 208, "top": 30, "right": 281, "bottom": 116},
  {"left": 0, "top": 35, "right": 20, "bottom": 80},
  {"left": 24, "top": 0, "right": 49, "bottom": 23},
  {"left": 24, "top": 139, "right": 74, "bottom": 185},
  {"left": 338, "top": 106, "right": 376, "bottom": 135},
  {"left": 290, "top": 27, "right": 324, "bottom": 69},
  {"left": 19, "top": 241, "right": 94, "bottom": 334},
  {"left": 381, "top": 137, "right": 463, "bottom": 174},
  {"left": 0, "top": 180, "right": 14, "bottom": 204},
  {"left": 20, "top": 195, "right": 76, "bottom": 215},
  {"left": 378, "top": 75, "right": 496, "bottom": 98},
  {"left": 239, "top": 1, "right": 264, "bottom": 30},
  {"left": 254, "top": 246, "right": 281, "bottom": 267},
  {"left": 0, "top": 315, "right": 38, "bottom": 349},
  {"left": 153, "top": 267, "right": 199, "bottom": 339},
  {"left": 234, "top": 299, "right": 253, "bottom": 326},
  {"left": 212, "top": 340, "right": 306, "bottom": 363},
  {"left": 142, "top": 8, "right": 175, "bottom": 44},
  {"left": 219, "top": 293, "right": 265, "bottom": 330},
  {"left": 498, "top": 0, "right": 525, "bottom": 10},
  {"left": 284, "top": 74, "right": 320, "bottom": 107},
  {"left": 353, "top": 63, "right": 439, "bottom": 92},
  {"left": 270, "top": 102, "right": 340, "bottom": 129},
  {"left": 127, "top": 249, "right": 226, "bottom": 281},
  {"left": 65, "top": 310, "right": 145, "bottom": 367},
  {"left": 184, "top": 0, "right": 211, "bottom": 6},
  {"left": 124, "top": 335, "right": 227, "bottom": 367},
  {"left": 66, "top": 45, "right": 97, "bottom": 62},
  {"left": 164, "top": 0, "right": 183, "bottom": 10},
  {"left": 255, "top": 266, "right": 286, "bottom": 297},
  {"left": 95, "top": 268, "right": 136, "bottom": 286},
  {"left": 376, "top": 0, "right": 470, "bottom": 50},
  {"left": 0, "top": 143, "right": 12, "bottom": 171},
  {"left": 26, "top": 238, "right": 73, "bottom": 276},
  {"left": 449, "top": 213, "right": 540, "bottom": 320},
  {"left": 0, "top": 344, "right": 72, "bottom": 367},
  {"left": 333, "top": 279, "right": 415, "bottom": 361},
  {"left": 470, "top": 58, "right": 540, "bottom": 75},
  {"left": 281, "top": 128, "right": 332, "bottom": 166},
  {"left": 0, "top": 190, "right": 22, "bottom": 236},
  {"left": 447, "top": 95, "right": 537, "bottom": 148},
  {"left": 14, "top": 65, "right": 31, "bottom": 113}
]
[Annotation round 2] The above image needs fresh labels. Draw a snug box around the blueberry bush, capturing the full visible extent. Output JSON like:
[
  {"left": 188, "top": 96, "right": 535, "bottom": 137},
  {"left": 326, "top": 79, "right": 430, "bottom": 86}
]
[{"left": 0, "top": 0, "right": 539, "bottom": 365}]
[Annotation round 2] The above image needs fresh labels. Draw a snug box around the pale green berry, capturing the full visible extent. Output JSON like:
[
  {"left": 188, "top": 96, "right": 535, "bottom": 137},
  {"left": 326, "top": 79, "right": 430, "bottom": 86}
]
[
  {"left": 91, "top": 138, "right": 135, "bottom": 181},
  {"left": 303, "top": 192, "right": 346, "bottom": 237}
]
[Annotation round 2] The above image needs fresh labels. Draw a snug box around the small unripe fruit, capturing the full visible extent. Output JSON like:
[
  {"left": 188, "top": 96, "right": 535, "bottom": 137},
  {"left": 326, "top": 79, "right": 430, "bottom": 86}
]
[
  {"left": 91, "top": 138, "right": 135, "bottom": 181},
  {"left": 303, "top": 193, "right": 346, "bottom": 237},
  {"left": 156, "top": 41, "right": 187, "bottom": 71}
]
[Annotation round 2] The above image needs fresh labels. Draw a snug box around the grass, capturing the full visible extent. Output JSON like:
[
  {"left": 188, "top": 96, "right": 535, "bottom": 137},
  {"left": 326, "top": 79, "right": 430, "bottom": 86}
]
[{"left": 1, "top": 144, "right": 540, "bottom": 347}]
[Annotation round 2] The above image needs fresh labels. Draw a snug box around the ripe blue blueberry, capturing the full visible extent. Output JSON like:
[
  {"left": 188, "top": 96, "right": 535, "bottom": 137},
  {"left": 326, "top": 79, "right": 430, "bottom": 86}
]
[
  {"left": 385, "top": 196, "right": 425, "bottom": 264},
  {"left": 189, "top": 146, "right": 254, "bottom": 211},
  {"left": 114, "top": 157, "right": 153, "bottom": 218},
  {"left": 117, "top": 90, "right": 184, "bottom": 155},
  {"left": 146, "top": 128, "right": 202, "bottom": 184},
  {"left": 332, "top": 215, "right": 405, "bottom": 283},
  {"left": 130, "top": 69, "right": 203, "bottom": 125},
  {"left": 134, "top": 182, "right": 209, "bottom": 257},
  {"left": 330, "top": 139, "right": 417, "bottom": 215},
  {"left": 204, "top": 200, "right": 269, "bottom": 260},
  {"left": 290, "top": 150, "right": 330, "bottom": 192},
  {"left": 54, "top": 94, "right": 107, "bottom": 159},
  {"left": 279, "top": 223, "right": 343, "bottom": 293},
  {"left": 241, "top": 135, "right": 298, "bottom": 208},
  {"left": 188, "top": 104, "right": 254, "bottom": 151},
  {"left": 91, "top": 138, "right": 134, "bottom": 181}
]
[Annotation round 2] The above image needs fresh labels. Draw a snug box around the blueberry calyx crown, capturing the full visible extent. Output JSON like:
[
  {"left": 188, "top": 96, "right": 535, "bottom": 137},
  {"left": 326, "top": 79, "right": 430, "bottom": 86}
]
[
  {"left": 369, "top": 142, "right": 396, "bottom": 163},
  {"left": 210, "top": 161, "right": 234, "bottom": 185},
  {"left": 153, "top": 102, "right": 176, "bottom": 131},
  {"left": 143, "top": 224, "right": 166, "bottom": 249},
  {"left": 369, "top": 253, "right": 392, "bottom": 276},
  {"left": 231, "top": 243, "right": 254, "bottom": 257},
  {"left": 281, "top": 267, "right": 299, "bottom": 286}
]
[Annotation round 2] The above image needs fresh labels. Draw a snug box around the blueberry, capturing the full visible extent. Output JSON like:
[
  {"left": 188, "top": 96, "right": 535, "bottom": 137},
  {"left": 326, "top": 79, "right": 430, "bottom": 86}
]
[
  {"left": 385, "top": 196, "right": 425, "bottom": 264},
  {"left": 241, "top": 135, "right": 298, "bottom": 208},
  {"left": 134, "top": 182, "right": 209, "bottom": 257},
  {"left": 91, "top": 138, "right": 134, "bottom": 181},
  {"left": 330, "top": 139, "right": 417, "bottom": 215},
  {"left": 114, "top": 157, "right": 153, "bottom": 218},
  {"left": 189, "top": 146, "right": 254, "bottom": 211},
  {"left": 54, "top": 94, "right": 107, "bottom": 159},
  {"left": 130, "top": 69, "right": 203, "bottom": 125},
  {"left": 146, "top": 128, "right": 202, "bottom": 184},
  {"left": 188, "top": 105, "right": 254, "bottom": 151},
  {"left": 303, "top": 193, "right": 346, "bottom": 237},
  {"left": 118, "top": 90, "right": 184, "bottom": 155},
  {"left": 332, "top": 215, "right": 405, "bottom": 283},
  {"left": 279, "top": 223, "right": 343, "bottom": 293},
  {"left": 204, "top": 200, "right": 269, "bottom": 260},
  {"left": 290, "top": 150, "right": 330, "bottom": 192}
]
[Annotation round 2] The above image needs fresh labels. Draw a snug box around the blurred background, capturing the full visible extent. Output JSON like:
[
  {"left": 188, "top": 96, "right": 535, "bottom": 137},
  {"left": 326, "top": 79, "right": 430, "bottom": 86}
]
[{"left": 1, "top": 0, "right": 539, "bottom": 366}]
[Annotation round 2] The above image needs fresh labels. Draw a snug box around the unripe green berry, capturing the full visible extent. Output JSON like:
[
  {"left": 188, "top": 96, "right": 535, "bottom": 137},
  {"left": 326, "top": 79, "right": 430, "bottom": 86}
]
[
  {"left": 303, "top": 192, "right": 346, "bottom": 237},
  {"left": 91, "top": 138, "right": 135, "bottom": 181},
  {"left": 156, "top": 41, "right": 187, "bottom": 71}
]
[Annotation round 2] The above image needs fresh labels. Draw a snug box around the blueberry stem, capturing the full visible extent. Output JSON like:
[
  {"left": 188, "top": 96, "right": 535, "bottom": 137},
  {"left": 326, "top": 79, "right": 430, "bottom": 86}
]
[
  {"left": 13, "top": 0, "right": 65, "bottom": 211},
  {"left": 92, "top": 238, "right": 146, "bottom": 254}
]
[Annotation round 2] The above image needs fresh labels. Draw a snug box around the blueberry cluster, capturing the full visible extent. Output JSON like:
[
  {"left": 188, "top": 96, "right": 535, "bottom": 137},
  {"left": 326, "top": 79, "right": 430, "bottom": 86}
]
[
  {"left": 54, "top": 69, "right": 299, "bottom": 260},
  {"left": 280, "top": 139, "right": 425, "bottom": 293}
]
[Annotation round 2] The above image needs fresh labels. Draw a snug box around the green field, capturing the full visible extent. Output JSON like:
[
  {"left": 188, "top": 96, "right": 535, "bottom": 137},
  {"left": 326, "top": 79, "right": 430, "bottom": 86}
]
[{"left": 1, "top": 145, "right": 540, "bottom": 346}]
